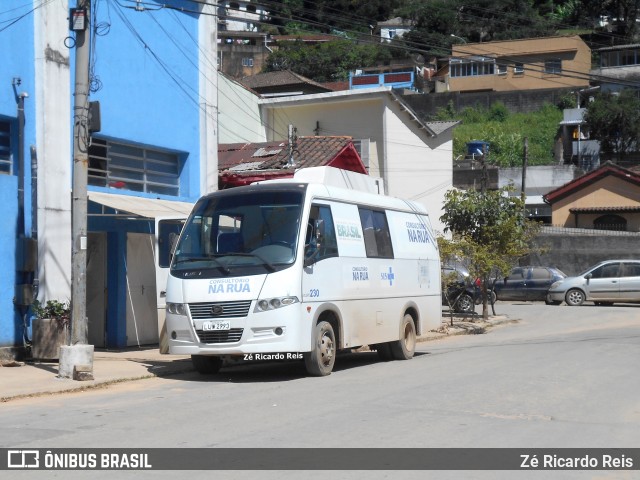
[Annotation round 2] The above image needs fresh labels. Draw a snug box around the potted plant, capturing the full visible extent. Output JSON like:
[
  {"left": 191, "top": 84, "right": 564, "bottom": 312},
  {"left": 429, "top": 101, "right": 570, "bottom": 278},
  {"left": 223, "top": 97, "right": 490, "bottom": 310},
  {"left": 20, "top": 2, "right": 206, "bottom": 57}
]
[{"left": 31, "top": 299, "right": 71, "bottom": 361}]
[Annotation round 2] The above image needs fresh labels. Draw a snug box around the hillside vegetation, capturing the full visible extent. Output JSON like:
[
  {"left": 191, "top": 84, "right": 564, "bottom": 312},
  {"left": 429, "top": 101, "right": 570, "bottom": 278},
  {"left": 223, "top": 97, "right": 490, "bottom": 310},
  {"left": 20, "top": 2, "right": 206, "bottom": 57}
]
[{"left": 434, "top": 102, "right": 563, "bottom": 167}]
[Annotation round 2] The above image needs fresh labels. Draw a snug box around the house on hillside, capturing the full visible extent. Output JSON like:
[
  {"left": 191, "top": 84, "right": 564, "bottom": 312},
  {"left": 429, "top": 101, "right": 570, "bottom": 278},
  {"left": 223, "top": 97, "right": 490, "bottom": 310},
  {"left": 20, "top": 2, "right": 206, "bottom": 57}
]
[
  {"left": 218, "top": 137, "right": 369, "bottom": 188},
  {"left": 0, "top": 2, "right": 216, "bottom": 359},
  {"left": 217, "top": 0, "right": 267, "bottom": 32},
  {"left": 444, "top": 35, "right": 591, "bottom": 93},
  {"left": 543, "top": 162, "right": 640, "bottom": 231},
  {"left": 218, "top": 31, "right": 269, "bottom": 79},
  {"left": 591, "top": 44, "right": 640, "bottom": 93},
  {"left": 375, "top": 17, "right": 415, "bottom": 42}
]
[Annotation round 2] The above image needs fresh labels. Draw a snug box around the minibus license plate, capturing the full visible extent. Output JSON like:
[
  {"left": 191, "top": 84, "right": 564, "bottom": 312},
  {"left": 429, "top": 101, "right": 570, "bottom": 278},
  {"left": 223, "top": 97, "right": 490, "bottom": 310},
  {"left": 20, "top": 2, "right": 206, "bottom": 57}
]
[{"left": 202, "top": 321, "right": 231, "bottom": 331}]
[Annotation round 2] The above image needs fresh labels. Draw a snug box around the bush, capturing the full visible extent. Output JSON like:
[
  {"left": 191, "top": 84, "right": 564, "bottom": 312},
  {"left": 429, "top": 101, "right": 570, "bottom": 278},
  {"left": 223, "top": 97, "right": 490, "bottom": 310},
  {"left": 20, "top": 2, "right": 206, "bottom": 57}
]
[{"left": 32, "top": 299, "right": 71, "bottom": 329}]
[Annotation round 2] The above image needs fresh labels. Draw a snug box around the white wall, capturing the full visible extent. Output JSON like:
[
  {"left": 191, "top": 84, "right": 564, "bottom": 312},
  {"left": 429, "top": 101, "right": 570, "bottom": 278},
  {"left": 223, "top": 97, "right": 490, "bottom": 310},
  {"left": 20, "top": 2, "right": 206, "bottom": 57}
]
[
  {"left": 218, "top": 74, "right": 266, "bottom": 143},
  {"left": 35, "top": 1, "right": 72, "bottom": 303},
  {"left": 199, "top": 6, "right": 219, "bottom": 194},
  {"left": 383, "top": 101, "right": 452, "bottom": 235},
  {"left": 262, "top": 94, "right": 384, "bottom": 179},
  {"left": 261, "top": 90, "right": 453, "bottom": 234}
]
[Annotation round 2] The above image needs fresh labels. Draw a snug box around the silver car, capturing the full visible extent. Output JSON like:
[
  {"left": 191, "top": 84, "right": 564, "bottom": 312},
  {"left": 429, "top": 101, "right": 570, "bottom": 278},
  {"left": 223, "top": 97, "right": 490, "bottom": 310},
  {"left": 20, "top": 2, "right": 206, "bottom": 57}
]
[{"left": 547, "top": 259, "right": 640, "bottom": 306}]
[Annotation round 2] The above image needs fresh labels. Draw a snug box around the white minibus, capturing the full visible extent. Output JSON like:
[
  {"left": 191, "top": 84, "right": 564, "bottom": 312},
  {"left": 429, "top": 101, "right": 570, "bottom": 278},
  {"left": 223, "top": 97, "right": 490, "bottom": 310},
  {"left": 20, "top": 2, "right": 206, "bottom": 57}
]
[{"left": 165, "top": 167, "right": 441, "bottom": 376}]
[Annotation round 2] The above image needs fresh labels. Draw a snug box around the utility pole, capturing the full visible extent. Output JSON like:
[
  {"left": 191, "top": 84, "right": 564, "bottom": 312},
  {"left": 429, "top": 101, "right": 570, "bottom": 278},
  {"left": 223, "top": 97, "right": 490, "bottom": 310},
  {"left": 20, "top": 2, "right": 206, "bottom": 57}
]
[
  {"left": 521, "top": 137, "right": 528, "bottom": 219},
  {"left": 480, "top": 143, "right": 488, "bottom": 194},
  {"left": 59, "top": 1, "right": 94, "bottom": 380}
]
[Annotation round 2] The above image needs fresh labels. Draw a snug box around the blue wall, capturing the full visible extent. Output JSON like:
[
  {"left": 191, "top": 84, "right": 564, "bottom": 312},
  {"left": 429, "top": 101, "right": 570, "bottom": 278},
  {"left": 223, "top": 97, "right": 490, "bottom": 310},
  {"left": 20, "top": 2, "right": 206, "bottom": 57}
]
[
  {"left": 0, "top": 3, "right": 36, "bottom": 351},
  {"left": 91, "top": 5, "right": 202, "bottom": 201},
  {"left": 0, "top": 176, "right": 19, "bottom": 347},
  {"left": 0, "top": 2, "right": 205, "bottom": 353}
]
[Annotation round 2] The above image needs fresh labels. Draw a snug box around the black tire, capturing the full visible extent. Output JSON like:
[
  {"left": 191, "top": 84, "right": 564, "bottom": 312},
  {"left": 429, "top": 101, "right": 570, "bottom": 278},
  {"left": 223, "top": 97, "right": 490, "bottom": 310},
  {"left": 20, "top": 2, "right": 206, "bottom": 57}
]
[
  {"left": 191, "top": 355, "right": 223, "bottom": 375},
  {"left": 565, "top": 288, "right": 586, "bottom": 306},
  {"left": 304, "top": 321, "right": 336, "bottom": 376},
  {"left": 374, "top": 342, "right": 393, "bottom": 361},
  {"left": 545, "top": 293, "right": 561, "bottom": 306},
  {"left": 455, "top": 293, "right": 475, "bottom": 313},
  {"left": 389, "top": 314, "right": 416, "bottom": 360},
  {"left": 475, "top": 290, "right": 496, "bottom": 305}
]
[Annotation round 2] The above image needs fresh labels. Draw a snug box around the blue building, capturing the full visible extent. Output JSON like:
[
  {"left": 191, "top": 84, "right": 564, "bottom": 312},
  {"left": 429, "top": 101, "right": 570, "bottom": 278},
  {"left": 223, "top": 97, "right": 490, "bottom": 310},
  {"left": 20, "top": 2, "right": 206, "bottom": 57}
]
[{"left": 0, "top": 1, "right": 217, "bottom": 359}]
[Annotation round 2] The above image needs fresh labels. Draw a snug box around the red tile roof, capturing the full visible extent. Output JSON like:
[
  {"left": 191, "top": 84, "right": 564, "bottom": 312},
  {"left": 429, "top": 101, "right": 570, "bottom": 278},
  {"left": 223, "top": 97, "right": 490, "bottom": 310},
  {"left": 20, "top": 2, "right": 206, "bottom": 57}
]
[{"left": 218, "top": 136, "right": 368, "bottom": 188}]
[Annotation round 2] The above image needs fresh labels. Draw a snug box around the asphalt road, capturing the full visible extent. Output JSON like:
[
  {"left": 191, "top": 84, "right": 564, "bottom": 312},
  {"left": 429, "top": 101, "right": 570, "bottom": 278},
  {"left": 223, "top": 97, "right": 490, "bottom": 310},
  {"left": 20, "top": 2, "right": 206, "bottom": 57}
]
[{"left": 1, "top": 301, "right": 638, "bottom": 480}]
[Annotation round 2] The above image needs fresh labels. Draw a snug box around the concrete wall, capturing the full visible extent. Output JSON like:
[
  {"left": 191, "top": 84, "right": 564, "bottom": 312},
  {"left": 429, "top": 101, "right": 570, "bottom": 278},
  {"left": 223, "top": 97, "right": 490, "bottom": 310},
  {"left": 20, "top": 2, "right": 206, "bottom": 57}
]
[
  {"left": 402, "top": 87, "right": 575, "bottom": 117},
  {"left": 529, "top": 228, "right": 640, "bottom": 276},
  {"left": 500, "top": 165, "right": 579, "bottom": 196}
]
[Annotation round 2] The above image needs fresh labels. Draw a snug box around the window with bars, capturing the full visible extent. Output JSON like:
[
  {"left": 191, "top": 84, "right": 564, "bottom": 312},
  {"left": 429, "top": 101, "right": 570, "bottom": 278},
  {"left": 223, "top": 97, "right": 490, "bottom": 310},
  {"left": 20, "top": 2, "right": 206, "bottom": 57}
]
[
  {"left": 0, "top": 120, "right": 11, "bottom": 175},
  {"left": 88, "top": 138, "right": 180, "bottom": 196}
]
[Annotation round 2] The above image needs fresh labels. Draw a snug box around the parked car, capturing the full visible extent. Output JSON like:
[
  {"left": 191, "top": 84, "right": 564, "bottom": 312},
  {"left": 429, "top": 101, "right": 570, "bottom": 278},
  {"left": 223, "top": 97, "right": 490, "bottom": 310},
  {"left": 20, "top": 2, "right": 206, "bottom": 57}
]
[
  {"left": 441, "top": 264, "right": 479, "bottom": 313},
  {"left": 492, "top": 266, "right": 566, "bottom": 304},
  {"left": 547, "top": 259, "right": 640, "bottom": 306}
]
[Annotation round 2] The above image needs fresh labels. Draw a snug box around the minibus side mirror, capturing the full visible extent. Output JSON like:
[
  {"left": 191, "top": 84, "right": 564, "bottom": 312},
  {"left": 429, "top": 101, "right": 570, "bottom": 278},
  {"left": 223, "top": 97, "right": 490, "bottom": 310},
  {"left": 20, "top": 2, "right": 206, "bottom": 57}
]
[{"left": 169, "top": 232, "right": 179, "bottom": 263}]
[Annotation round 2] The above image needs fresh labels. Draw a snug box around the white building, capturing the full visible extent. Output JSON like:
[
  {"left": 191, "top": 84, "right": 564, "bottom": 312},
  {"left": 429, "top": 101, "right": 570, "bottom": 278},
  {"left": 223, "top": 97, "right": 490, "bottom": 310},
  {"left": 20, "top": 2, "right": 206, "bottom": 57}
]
[{"left": 218, "top": 82, "right": 456, "bottom": 234}]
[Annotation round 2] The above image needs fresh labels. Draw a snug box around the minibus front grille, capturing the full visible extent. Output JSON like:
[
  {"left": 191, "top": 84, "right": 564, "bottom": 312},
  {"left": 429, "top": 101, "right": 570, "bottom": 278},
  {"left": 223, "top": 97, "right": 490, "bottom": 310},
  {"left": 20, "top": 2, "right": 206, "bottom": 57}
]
[
  {"left": 195, "top": 328, "right": 244, "bottom": 344},
  {"left": 189, "top": 300, "right": 252, "bottom": 319}
]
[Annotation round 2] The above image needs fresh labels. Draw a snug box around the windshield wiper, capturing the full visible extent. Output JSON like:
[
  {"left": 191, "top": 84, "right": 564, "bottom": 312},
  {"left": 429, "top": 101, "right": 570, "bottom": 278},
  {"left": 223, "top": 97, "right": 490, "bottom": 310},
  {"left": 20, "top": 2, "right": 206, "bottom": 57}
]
[
  {"left": 222, "top": 252, "right": 276, "bottom": 272},
  {"left": 174, "top": 256, "right": 231, "bottom": 274}
]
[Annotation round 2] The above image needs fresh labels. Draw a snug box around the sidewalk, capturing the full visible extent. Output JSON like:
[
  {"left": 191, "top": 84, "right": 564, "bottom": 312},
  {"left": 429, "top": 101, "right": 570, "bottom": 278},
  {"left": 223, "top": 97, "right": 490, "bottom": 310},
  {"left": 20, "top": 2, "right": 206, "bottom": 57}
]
[{"left": 0, "top": 314, "right": 512, "bottom": 403}]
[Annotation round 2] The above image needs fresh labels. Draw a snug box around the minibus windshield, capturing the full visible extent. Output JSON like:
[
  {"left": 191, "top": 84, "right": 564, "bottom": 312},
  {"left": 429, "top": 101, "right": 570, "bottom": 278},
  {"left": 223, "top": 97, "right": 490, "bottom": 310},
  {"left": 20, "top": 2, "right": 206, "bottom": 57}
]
[{"left": 171, "top": 189, "right": 304, "bottom": 278}]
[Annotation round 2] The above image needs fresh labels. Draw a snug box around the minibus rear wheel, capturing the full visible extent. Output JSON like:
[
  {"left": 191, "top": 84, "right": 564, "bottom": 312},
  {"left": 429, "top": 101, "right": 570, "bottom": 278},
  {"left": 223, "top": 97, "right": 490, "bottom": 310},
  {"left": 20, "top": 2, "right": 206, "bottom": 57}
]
[
  {"left": 304, "top": 321, "right": 336, "bottom": 376},
  {"left": 191, "top": 355, "right": 223, "bottom": 374},
  {"left": 390, "top": 314, "right": 416, "bottom": 360}
]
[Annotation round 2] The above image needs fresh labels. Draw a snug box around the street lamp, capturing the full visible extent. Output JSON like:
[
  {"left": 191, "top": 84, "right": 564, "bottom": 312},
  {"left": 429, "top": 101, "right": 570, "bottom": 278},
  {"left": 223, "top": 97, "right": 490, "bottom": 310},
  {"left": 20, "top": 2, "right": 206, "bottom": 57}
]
[{"left": 450, "top": 34, "right": 467, "bottom": 43}]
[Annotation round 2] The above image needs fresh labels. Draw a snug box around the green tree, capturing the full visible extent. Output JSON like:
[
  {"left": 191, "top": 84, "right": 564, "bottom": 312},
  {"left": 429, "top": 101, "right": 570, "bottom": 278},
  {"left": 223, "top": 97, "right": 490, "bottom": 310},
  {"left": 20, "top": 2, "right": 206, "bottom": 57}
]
[
  {"left": 264, "top": 39, "right": 391, "bottom": 82},
  {"left": 439, "top": 187, "right": 540, "bottom": 319},
  {"left": 583, "top": 89, "right": 640, "bottom": 162}
]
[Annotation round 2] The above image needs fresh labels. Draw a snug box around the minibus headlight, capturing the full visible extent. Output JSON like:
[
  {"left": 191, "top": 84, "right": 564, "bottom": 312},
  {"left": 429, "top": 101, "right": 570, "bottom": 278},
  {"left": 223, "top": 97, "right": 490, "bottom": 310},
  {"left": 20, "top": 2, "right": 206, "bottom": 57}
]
[
  {"left": 167, "top": 302, "right": 188, "bottom": 316},
  {"left": 255, "top": 296, "right": 299, "bottom": 312}
]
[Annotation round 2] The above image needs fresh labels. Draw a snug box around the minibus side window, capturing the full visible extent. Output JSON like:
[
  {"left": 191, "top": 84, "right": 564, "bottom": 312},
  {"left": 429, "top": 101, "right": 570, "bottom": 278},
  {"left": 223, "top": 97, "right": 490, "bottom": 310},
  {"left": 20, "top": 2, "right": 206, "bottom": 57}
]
[
  {"left": 306, "top": 205, "right": 338, "bottom": 262},
  {"left": 358, "top": 208, "right": 394, "bottom": 259}
]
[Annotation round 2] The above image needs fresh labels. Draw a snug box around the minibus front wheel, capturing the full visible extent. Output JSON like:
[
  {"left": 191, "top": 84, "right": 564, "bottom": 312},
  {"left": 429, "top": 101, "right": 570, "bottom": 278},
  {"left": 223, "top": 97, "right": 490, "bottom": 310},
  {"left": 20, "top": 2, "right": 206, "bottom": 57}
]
[
  {"left": 191, "top": 355, "right": 223, "bottom": 375},
  {"left": 304, "top": 321, "right": 336, "bottom": 376}
]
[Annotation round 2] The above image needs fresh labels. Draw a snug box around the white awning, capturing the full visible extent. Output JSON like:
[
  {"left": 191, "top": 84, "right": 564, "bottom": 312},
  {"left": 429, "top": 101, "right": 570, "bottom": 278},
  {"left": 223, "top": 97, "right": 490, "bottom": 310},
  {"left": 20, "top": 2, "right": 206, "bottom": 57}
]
[{"left": 88, "top": 191, "right": 194, "bottom": 219}]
